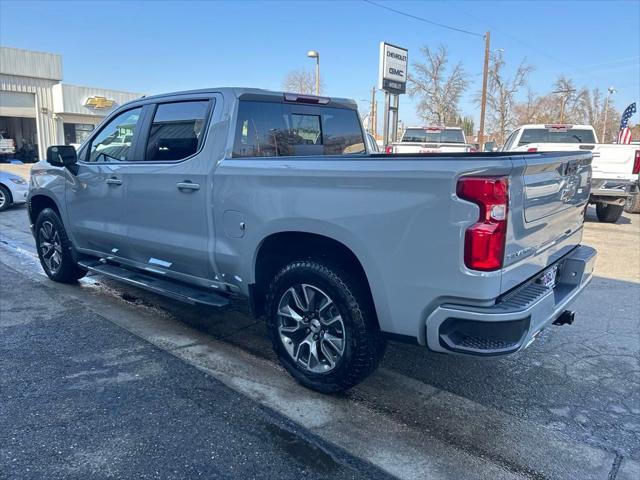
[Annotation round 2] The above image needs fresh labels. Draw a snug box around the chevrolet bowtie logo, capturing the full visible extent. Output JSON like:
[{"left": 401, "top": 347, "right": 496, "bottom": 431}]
[{"left": 85, "top": 96, "right": 115, "bottom": 109}]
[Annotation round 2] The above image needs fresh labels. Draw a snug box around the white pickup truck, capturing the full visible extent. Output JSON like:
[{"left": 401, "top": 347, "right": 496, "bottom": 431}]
[
  {"left": 385, "top": 126, "right": 473, "bottom": 154},
  {"left": 0, "top": 132, "right": 16, "bottom": 159},
  {"left": 503, "top": 124, "right": 640, "bottom": 221}
]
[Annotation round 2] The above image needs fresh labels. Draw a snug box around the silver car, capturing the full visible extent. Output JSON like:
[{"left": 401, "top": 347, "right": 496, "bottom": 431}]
[{"left": 0, "top": 171, "right": 29, "bottom": 211}]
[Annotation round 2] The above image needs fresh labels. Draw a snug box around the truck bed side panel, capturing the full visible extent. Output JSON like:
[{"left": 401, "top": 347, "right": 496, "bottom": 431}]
[{"left": 213, "top": 156, "right": 513, "bottom": 340}]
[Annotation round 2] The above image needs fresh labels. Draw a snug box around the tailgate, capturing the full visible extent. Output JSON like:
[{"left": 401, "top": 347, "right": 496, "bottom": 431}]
[
  {"left": 592, "top": 144, "right": 638, "bottom": 181},
  {"left": 393, "top": 143, "right": 469, "bottom": 154},
  {"left": 501, "top": 151, "right": 592, "bottom": 293}
]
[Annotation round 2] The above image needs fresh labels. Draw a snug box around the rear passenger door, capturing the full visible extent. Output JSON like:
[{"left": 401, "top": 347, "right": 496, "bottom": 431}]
[{"left": 123, "top": 97, "right": 215, "bottom": 282}]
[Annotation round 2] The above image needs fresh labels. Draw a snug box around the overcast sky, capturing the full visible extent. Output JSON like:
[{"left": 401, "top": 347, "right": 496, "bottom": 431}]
[{"left": 1, "top": 0, "right": 638, "bottom": 129}]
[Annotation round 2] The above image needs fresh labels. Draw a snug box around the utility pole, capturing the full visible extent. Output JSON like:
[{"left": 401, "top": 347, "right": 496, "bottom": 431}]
[
  {"left": 601, "top": 86, "right": 616, "bottom": 142},
  {"left": 373, "top": 100, "right": 377, "bottom": 137},
  {"left": 370, "top": 85, "right": 376, "bottom": 136},
  {"left": 478, "top": 31, "right": 490, "bottom": 151}
]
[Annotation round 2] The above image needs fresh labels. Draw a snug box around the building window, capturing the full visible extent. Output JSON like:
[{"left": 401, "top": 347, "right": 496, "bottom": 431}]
[{"left": 63, "top": 123, "right": 95, "bottom": 146}]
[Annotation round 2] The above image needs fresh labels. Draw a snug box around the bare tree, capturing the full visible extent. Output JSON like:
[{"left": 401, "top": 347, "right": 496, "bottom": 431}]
[
  {"left": 477, "top": 51, "right": 532, "bottom": 144},
  {"left": 512, "top": 82, "right": 621, "bottom": 142},
  {"left": 408, "top": 45, "right": 469, "bottom": 125},
  {"left": 282, "top": 69, "right": 323, "bottom": 95}
]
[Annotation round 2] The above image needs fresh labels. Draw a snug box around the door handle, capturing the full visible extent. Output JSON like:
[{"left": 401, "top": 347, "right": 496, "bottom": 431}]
[
  {"left": 106, "top": 177, "right": 122, "bottom": 185},
  {"left": 177, "top": 181, "right": 200, "bottom": 191}
]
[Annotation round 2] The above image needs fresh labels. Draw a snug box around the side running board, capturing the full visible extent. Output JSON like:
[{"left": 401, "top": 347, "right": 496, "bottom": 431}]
[{"left": 78, "top": 260, "right": 229, "bottom": 308}]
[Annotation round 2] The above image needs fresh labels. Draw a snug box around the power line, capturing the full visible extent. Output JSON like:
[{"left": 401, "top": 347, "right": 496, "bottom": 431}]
[
  {"left": 460, "top": 10, "right": 613, "bottom": 84},
  {"left": 362, "top": 0, "right": 483, "bottom": 38}
]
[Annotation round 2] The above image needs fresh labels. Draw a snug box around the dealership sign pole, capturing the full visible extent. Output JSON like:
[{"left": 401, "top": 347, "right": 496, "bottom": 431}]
[{"left": 379, "top": 42, "right": 408, "bottom": 146}]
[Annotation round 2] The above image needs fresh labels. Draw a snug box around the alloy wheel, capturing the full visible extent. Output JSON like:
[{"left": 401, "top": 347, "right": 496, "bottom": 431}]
[
  {"left": 38, "top": 221, "right": 63, "bottom": 274},
  {"left": 277, "top": 284, "right": 346, "bottom": 373},
  {"left": 0, "top": 189, "right": 6, "bottom": 209}
]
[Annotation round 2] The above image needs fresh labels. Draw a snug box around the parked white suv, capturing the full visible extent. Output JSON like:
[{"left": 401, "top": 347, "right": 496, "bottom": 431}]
[{"left": 502, "top": 124, "right": 640, "bottom": 221}]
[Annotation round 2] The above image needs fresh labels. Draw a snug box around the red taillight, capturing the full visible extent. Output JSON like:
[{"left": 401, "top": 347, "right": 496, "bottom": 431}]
[
  {"left": 457, "top": 177, "right": 509, "bottom": 271},
  {"left": 385, "top": 145, "right": 394, "bottom": 154},
  {"left": 633, "top": 150, "right": 640, "bottom": 175},
  {"left": 527, "top": 147, "right": 538, "bottom": 153}
]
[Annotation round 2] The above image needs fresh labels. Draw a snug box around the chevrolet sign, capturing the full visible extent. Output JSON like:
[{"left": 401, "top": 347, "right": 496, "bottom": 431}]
[
  {"left": 85, "top": 96, "right": 115, "bottom": 109},
  {"left": 378, "top": 42, "right": 408, "bottom": 95}
]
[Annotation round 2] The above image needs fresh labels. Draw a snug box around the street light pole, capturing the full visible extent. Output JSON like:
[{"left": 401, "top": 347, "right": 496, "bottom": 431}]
[
  {"left": 307, "top": 50, "right": 320, "bottom": 95},
  {"left": 601, "top": 86, "right": 616, "bottom": 142},
  {"left": 478, "top": 31, "right": 490, "bottom": 151}
]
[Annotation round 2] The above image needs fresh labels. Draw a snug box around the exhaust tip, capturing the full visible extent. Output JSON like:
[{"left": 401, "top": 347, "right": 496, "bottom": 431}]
[{"left": 553, "top": 310, "right": 575, "bottom": 326}]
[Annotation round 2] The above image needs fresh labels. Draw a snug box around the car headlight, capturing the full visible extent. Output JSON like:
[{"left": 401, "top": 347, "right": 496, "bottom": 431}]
[{"left": 9, "top": 177, "right": 27, "bottom": 185}]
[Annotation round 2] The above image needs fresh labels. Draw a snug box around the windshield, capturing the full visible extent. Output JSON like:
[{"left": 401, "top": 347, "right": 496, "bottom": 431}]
[
  {"left": 519, "top": 128, "right": 596, "bottom": 145},
  {"left": 401, "top": 128, "right": 465, "bottom": 143}
]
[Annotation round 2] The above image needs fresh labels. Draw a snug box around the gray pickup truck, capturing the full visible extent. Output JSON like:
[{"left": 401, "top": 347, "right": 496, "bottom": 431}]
[{"left": 29, "top": 88, "right": 596, "bottom": 393}]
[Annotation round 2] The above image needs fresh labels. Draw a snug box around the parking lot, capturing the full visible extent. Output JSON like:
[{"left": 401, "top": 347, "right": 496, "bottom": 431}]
[{"left": 1, "top": 202, "right": 639, "bottom": 480}]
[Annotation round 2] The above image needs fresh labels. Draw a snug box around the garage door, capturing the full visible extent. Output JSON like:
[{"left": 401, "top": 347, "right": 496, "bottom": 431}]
[{"left": 0, "top": 91, "right": 36, "bottom": 117}]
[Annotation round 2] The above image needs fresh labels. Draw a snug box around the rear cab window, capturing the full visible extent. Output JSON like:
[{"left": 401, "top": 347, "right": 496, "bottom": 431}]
[
  {"left": 232, "top": 100, "right": 365, "bottom": 158},
  {"left": 518, "top": 127, "right": 596, "bottom": 145},
  {"left": 401, "top": 128, "right": 465, "bottom": 143}
]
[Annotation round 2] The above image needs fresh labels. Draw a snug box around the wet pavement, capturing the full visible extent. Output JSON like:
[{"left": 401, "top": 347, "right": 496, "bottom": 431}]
[{"left": 1, "top": 203, "right": 639, "bottom": 479}]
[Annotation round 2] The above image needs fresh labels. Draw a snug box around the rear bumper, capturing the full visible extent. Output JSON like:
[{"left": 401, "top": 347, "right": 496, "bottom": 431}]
[
  {"left": 425, "top": 245, "right": 597, "bottom": 356},
  {"left": 590, "top": 178, "right": 632, "bottom": 203}
]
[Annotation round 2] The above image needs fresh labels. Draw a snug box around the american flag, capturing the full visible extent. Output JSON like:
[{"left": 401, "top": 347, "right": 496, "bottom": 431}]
[{"left": 617, "top": 102, "right": 636, "bottom": 144}]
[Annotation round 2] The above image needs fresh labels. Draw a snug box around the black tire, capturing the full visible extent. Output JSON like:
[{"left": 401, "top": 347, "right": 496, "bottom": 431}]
[
  {"left": 0, "top": 184, "right": 12, "bottom": 212},
  {"left": 624, "top": 194, "right": 640, "bottom": 214},
  {"left": 266, "top": 260, "right": 385, "bottom": 393},
  {"left": 35, "top": 208, "right": 87, "bottom": 283},
  {"left": 595, "top": 202, "right": 624, "bottom": 223}
]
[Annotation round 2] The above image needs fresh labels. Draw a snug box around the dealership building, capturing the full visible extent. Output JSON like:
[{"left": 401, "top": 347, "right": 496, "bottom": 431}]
[{"left": 0, "top": 46, "right": 142, "bottom": 161}]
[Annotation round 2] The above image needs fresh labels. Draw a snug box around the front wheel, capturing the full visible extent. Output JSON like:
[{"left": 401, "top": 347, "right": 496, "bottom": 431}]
[
  {"left": 0, "top": 185, "right": 12, "bottom": 212},
  {"left": 595, "top": 202, "right": 624, "bottom": 223},
  {"left": 35, "top": 208, "right": 87, "bottom": 283},
  {"left": 266, "top": 260, "right": 385, "bottom": 393}
]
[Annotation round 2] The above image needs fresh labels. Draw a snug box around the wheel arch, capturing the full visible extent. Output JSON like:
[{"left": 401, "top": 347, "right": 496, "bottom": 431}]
[
  {"left": 0, "top": 182, "right": 13, "bottom": 206},
  {"left": 28, "top": 194, "right": 62, "bottom": 226},
  {"left": 251, "top": 231, "right": 378, "bottom": 326}
]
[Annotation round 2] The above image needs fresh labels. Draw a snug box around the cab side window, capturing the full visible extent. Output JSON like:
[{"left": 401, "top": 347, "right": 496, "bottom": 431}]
[
  {"left": 145, "top": 101, "right": 210, "bottom": 161},
  {"left": 87, "top": 108, "right": 142, "bottom": 162}
]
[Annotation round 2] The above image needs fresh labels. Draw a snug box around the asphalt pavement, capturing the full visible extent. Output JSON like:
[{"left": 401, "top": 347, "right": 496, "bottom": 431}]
[
  {"left": 0, "top": 203, "right": 639, "bottom": 480},
  {"left": 0, "top": 260, "right": 391, "bottom": 480}
]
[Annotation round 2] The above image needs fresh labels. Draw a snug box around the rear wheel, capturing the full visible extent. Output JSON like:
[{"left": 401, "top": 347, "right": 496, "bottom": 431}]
[
  {"left": 0, "top": 185, "right": 12, "bottom": 211},
  {"left": 35, "top": 208, "right": 87, "bottom": 283},
  {"left": 624, "top": 193, "right": 640, "bottom": 214},
  {"left": 595, "top": 203, "right": 624, "bottom": 223},
  {"left": 266, "top": 259, "right": 385, "bottom": 393}
]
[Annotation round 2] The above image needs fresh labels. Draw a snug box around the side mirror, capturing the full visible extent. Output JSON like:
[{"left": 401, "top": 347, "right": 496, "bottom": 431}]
[{"left": 46, "top": 145, "right": 77, "bottom": 168}]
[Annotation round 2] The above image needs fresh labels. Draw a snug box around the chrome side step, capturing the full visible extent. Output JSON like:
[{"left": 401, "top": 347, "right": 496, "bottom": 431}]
[{"left": 78, "top": 260, "right": 229, "bottom": 308}]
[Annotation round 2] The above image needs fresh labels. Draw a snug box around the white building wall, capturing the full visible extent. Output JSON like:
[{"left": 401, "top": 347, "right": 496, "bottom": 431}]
[{"left": 0, "top": 47, "right": 62, "bottom": 81}]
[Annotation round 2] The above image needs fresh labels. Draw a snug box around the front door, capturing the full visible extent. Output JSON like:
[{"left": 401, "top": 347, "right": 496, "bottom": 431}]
[
  {"left": 65, "top": 107, "right": 144, "bottom": 258},
  {"left": 123, "top": 98, "right": 214, "bottom": 281}
]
